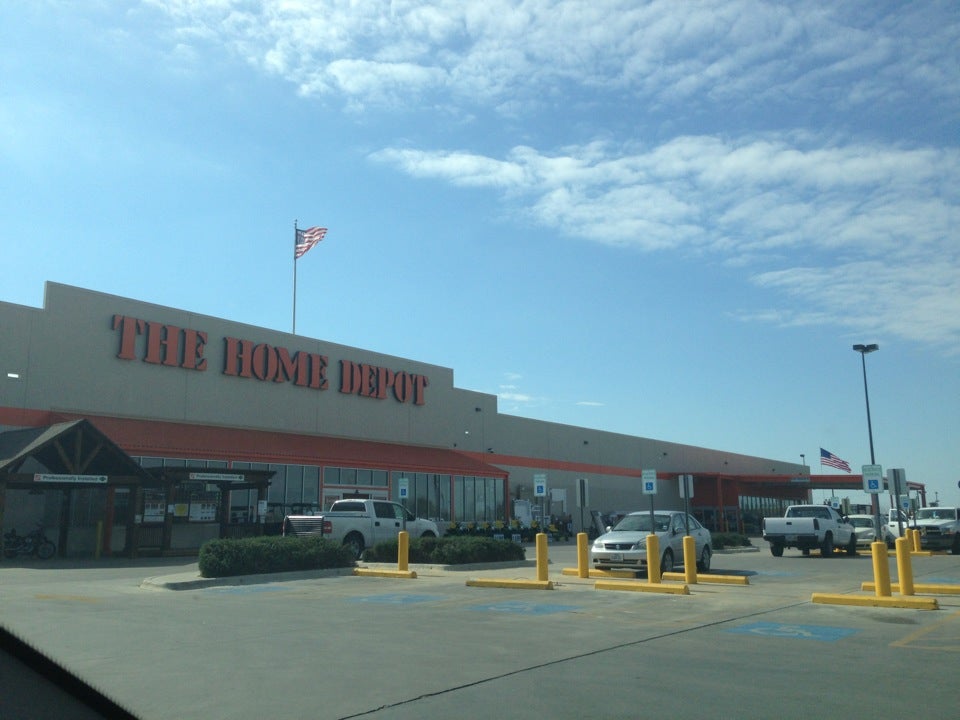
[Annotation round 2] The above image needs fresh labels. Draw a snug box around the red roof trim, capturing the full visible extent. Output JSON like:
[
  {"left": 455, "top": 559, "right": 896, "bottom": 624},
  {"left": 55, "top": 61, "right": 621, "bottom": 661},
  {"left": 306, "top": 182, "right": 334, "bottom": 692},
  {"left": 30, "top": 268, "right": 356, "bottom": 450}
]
[{"left": 43, "top": 412, "right": 507, "bottom": 478}]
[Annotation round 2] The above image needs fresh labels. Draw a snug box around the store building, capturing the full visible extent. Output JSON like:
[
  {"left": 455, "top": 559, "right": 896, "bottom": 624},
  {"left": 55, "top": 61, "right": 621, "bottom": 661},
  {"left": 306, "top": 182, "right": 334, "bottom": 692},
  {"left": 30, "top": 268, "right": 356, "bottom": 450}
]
[{"left": 2, "top": 282, "right": 817, "bottom": 557}]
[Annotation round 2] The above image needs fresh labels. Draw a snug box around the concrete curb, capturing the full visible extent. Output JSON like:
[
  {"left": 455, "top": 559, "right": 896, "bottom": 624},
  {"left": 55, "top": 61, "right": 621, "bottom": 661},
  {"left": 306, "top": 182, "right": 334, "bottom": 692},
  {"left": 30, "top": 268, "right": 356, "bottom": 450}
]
[
  {"left": 715, "top": 545, "right": 760, "bottom": 553},
  {"left": 140, "top": 566, "right": 356, "bottom": 591},
  {"left": 140, "top": 560, "right": 537, "bottom": 590},
  {"left": 140, "top": 548, "right": 754, "bottom": 591}
]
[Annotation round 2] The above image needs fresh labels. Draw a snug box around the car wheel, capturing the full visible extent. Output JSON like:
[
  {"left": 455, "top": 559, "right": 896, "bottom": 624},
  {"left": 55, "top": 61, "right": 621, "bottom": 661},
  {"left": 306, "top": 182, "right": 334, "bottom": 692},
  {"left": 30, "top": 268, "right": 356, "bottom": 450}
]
[
  {"left": 820, "top": 533, "right": 834, "bottom": 558},
  {"left": 660, "top": 549, "right": 674, "bottom": 576},
  {"left": 845, "top": 535, "right": 857, "bottom": 556},
  {"left": 952, "top": 536, "right": 960, "bottom": 555},
  {"left": 697, "top": 545, "right": 712, "bottom": 573},
  {"left": 343, "top": 533, "right": 365, "bottom": 560},
  {"left": 420, "top": 531, "right": 436, "bottom": 539},
  {"left": 770, "top": 543, "right": 784, "bottom": 557},
  {"left": 802, "top": 548, "right": 810, "bottom": 556},
  {"left": 36, "top": 541, "right": 56, "bottom": 560}
]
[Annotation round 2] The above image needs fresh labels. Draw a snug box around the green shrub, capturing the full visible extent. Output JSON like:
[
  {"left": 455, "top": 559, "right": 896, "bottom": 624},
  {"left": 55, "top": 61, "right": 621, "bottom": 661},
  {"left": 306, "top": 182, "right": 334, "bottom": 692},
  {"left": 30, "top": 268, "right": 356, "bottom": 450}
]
[
  {"left": 199, "top": 535, "right": 355, "bottom": 578},
  {"left": 362, "top": 535, "right": 526, "bottom": 565}
]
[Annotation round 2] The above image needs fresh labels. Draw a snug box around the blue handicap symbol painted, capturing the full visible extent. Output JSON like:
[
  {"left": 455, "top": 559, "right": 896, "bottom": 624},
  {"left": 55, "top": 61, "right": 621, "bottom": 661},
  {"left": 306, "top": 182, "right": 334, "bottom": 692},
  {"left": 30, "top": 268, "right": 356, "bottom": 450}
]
[
  {"left": 468, "top": 601, "right": 580, "bottom": 615},
  {"left": 727, "top": 622, "right": 859, "bottom": 642},
  {"left": 353, "top": 593, "right": 444, "bottom": 605}
]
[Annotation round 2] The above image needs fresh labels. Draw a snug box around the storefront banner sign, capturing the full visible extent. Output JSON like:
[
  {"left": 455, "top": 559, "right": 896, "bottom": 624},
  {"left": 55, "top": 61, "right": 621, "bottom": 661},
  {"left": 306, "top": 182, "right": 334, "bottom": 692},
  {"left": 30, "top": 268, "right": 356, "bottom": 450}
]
[
  {"left": 34, "top": 473, "right": 107, "bottom": 484},
  {"left": 189, "top": 472, "right": 244, "bottom": 482}
]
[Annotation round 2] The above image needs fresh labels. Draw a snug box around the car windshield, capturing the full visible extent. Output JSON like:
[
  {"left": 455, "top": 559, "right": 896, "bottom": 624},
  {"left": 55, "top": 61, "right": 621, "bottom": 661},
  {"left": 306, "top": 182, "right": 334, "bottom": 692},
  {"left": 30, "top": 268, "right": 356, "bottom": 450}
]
[
  {"left": 849, "top": 517, "right": 874, "bottom": 528},
  {"left": 612, "top": 514, "right": 671, "bottom": 532},
  {"left": 916, "top": 508, "right": 956, "bottom": 521}
]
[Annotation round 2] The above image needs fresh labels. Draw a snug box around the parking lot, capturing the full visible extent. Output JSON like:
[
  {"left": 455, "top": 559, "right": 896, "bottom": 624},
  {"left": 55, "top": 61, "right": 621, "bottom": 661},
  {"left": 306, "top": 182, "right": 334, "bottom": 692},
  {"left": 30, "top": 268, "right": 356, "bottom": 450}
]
[{"left": 2, "top": 543, "right": 959, "bottom": 719}]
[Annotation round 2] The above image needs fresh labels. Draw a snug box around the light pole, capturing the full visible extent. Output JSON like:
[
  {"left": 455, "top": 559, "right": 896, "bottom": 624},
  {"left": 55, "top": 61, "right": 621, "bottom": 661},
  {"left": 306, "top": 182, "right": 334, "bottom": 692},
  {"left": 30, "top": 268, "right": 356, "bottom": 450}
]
[{"left": 853, "top": 343, "right": 880, "bottom": 527}]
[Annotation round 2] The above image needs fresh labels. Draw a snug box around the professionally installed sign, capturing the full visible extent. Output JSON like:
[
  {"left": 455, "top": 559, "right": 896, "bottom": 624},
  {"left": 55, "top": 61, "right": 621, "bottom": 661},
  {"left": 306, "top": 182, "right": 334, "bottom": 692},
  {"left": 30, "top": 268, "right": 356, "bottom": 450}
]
[{"left": 34, "top": 474, "right": 108, "bottom": 484}]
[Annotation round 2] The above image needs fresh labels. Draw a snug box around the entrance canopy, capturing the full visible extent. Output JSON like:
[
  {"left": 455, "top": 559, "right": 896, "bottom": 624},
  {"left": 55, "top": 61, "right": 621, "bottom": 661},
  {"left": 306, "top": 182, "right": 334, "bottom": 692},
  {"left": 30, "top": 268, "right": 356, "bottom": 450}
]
[{"left": 0, "top": 419, "right": 151, "bottom": 486}]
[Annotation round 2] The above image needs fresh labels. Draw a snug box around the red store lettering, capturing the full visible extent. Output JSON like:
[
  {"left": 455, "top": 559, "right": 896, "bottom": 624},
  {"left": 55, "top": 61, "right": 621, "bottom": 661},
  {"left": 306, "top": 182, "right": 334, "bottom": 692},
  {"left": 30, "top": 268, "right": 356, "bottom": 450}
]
[
  {"left": 339, "top": 360, "right": 429, "bottom": 405},
  {"left": 112, "top": 314, "right": 207, "bottom": 371},
  {"left": 222, "top": 337, "right": 328, "bottom": 389}
]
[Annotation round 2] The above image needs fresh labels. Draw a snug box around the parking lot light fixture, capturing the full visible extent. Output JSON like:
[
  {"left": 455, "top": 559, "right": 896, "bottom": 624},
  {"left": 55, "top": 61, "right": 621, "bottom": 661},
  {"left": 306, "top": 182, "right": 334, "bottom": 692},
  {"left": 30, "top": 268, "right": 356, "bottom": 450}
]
[
  {"left": 853, "top": 343, "right": 880, "bottom": 529},
  {"left": 852, "top": 344, "right": 879, "bottom": 464}
]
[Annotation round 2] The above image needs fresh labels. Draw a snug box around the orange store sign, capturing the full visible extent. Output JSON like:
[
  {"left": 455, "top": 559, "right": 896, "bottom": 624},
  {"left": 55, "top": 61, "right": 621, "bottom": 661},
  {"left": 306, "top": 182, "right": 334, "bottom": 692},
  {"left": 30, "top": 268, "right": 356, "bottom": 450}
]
[{"left": 111, "top": 314, "right": 428, "bottom": 405}]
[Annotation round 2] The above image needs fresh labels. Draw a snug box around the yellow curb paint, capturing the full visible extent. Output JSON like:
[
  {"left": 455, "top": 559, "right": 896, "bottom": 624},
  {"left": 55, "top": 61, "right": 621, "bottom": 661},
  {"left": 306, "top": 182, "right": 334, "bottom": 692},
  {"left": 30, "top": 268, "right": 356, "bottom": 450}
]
[
  {"left": 561, "top": 567, "right": 636, "bottom": 579},
  {"left": 862, "top": 582, "right": 960, "bottom": 595},
  {"left": 594, "top": 580, "right": 689, "bottom": 595},
  {"left": 662, "top": 572, "right": 750, "bottom": 586},
  {"left": 353, "top": 569, "right": 417, "bottom": 579},
  {"left": 465, "top": 579, "right": 554, "bottom": 590},
  {"left": 811, "top": 592, "right": 938, "bottom": 610}
]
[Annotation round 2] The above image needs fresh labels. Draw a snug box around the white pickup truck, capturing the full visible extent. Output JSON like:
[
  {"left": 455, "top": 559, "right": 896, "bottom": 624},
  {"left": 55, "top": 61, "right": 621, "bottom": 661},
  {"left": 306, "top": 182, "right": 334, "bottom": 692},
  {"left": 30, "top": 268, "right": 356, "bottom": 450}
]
[
  {"left": 282, "top": 499, "right": 440, "bottom": 558},
  {"left": 885, "top": 508, "right": 910, "bottom": 539},
  {"left": 913, "top": 507, "right": 960, "bottom": 554},
  {"left": 762, "top": 505, "right": 857, "bottom": 557}
]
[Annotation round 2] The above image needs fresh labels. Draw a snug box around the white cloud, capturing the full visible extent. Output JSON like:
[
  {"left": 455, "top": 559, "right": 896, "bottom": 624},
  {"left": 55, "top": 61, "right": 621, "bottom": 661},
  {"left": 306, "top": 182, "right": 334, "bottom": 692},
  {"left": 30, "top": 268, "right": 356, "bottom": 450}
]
[
  {"left": 143, "top": 1, "right": 959, "bottom": 114},
  {"left": 750, "top": 260, "right": 960, "bottom": 352},
  {"left": 369, "top": 147, "right": 526, "bottom": 187},
  {"left": 136, "top": 1, "right": 958, "bottom": 351},
  {"left": 372, "top": 135, "right": 957, "bottom": 250},
  {"left": 373, "top": 134, "right": 959, "bottom": 351}
]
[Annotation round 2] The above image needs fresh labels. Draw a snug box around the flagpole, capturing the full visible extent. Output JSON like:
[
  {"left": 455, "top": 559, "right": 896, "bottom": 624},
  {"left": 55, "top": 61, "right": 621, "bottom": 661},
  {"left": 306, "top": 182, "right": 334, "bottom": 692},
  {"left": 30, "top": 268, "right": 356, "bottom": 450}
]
[{"left": 292, "top": 220, "right": 298, "bottom": 335}]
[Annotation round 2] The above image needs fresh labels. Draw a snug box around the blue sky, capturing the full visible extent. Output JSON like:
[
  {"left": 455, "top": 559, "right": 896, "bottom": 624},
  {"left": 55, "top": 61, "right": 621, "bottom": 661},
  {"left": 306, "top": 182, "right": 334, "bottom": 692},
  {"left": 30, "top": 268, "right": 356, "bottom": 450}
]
[{"left": 2, "top": 1, "right": 958, "bottom": 506}]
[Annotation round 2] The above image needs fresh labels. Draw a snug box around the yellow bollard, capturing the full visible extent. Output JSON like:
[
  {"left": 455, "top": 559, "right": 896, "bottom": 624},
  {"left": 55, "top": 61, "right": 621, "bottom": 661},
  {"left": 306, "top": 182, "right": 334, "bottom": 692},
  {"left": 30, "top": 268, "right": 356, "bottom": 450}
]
[
  {"left": 536, "top": 533, "right": 549, "bottom": 582},
  {"left": 911, "top": 528, "right": 921, "bottom": 553},
  {"left": 646, "top": 534, "right": 661, "bottom": 584},
  {"left": 871, "top": 541, "right": 891, "bottom": 597},
  {"left": 683, "top": 536, "right": 697, "bottom": 584},
  {"left": 397, "top": 531, "right": 410, "bottom": 572},
  {"left": 894, "top": 537, "right": 914, "bottom": 596},
  {"left": 577, "top": 532, "right": 589, "bottom": 578}
]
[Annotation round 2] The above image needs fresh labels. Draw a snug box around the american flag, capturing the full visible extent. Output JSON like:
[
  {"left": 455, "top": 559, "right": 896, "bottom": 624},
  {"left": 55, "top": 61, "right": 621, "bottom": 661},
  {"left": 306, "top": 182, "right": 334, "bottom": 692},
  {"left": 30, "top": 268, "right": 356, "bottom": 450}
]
[
  {"left": 820, "top": 447, "right": 852, "bottom": 473},
  {"left": 295, "top": 226, "right": 327, "bottom": 259}
]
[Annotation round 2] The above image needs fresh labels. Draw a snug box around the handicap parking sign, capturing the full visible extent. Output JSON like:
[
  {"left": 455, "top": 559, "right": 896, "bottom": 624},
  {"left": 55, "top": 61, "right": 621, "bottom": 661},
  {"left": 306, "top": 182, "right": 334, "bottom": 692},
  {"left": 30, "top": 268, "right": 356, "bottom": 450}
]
[
  {"left": 862, "top": 465, "right": 882, "bottom": 494},
  {"left": 642, "top": 469, "right": 657, "bottom": 495}
]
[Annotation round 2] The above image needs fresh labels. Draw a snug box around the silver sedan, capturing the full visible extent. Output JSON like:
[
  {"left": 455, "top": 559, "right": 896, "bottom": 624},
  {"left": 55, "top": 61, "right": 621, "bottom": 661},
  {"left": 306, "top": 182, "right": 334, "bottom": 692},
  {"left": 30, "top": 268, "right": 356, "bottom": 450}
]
[
  {"left": 848, "top": 514, "right": 895, "bottom": 548},
  {"left": 591, "top": 510, "right": 712, "bottom": 576}
]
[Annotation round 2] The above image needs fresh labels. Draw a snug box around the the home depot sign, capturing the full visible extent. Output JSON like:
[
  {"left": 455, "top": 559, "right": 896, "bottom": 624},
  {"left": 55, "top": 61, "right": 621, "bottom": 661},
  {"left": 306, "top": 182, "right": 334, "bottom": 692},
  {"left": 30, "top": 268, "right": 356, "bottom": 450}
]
[{"left": 111, "top": 314, "right": 429, "bottom": 405}]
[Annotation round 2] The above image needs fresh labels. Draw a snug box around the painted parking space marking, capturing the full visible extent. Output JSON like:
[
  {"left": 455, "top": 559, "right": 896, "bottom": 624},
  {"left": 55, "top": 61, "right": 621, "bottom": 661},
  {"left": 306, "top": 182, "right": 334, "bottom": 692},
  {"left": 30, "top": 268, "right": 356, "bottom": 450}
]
[
  {"left": 352, "top": 593, "right": 445, "bottom": 605},
  {"left": 892, "top": 610, "right": 960, "bottom": 653},
  {"left": 34, "top": 593, "right": 104, "bottom": 604},
  {"left": 207, "top": 585, "right": 290, "bottom": 595},
  {"left": 468, "top": 601, "right": 581, "bottom": 615},
  {"left": 727, "top": 622, "right": 859, "bottom": 642}
]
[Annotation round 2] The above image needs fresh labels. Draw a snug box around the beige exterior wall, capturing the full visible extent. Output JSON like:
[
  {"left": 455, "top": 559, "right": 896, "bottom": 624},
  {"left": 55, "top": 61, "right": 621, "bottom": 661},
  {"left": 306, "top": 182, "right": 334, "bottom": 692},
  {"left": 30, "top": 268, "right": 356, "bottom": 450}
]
[{"left": 1, "top": 282, "right": 804, "bottom": 524}]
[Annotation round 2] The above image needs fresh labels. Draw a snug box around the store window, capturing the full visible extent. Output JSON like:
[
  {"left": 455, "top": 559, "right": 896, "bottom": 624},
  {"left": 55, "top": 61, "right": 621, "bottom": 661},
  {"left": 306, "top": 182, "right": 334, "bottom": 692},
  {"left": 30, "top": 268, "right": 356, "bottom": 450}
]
[
  {"left": 285, "top": 465, "right": 303, "bottom": 506},
  {"left": 303, "top": 467, "right": 320, "bottom": 506}
]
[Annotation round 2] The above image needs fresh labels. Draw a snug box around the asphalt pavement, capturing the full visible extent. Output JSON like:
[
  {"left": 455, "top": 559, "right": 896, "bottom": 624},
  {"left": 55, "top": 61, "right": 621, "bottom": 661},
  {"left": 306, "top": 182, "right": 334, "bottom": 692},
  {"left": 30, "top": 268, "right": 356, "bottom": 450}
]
[{"left": 2, "top": 542, "right": 958, "bottom": 719}]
